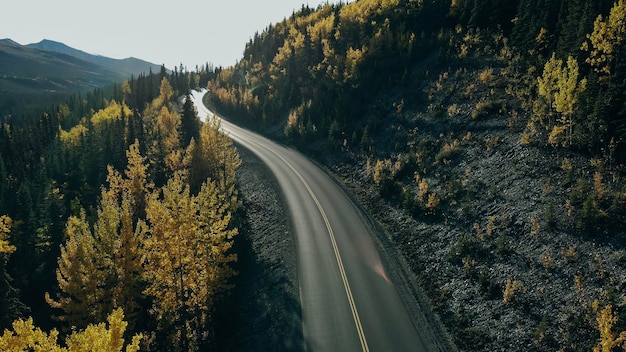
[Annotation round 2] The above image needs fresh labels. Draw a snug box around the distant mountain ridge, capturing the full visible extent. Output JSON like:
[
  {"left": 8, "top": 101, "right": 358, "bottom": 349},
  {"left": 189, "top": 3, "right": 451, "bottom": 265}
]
[
  {"left": 27, "top": 39, "right": 161, "bottom": 78},
  {"left": 0, "top": 39, "right": 162, "bottom": 93}
]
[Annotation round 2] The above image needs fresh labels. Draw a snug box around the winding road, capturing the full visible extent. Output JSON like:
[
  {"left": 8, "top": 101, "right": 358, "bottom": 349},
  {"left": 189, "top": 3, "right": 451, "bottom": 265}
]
[{"left": 191, "top": 89, "right": 433, "bottom": 351}]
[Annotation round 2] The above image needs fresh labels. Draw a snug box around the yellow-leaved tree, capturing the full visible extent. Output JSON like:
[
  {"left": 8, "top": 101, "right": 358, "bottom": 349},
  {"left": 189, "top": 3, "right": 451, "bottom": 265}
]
[
  {"left": 142, "top": 170, "right": 238, "bottom": 350},
  {"left": 46, "top": 211, "right": 112, "bottom": 329},
  {"left": 0, "top": 308, "right": 142, "bottom": 352},
  {"left": 529, "top": 53, "right": 586, "bottom": 147},
  {"left": 187, "top": 116, "right": 241, "bottom": 200},
  {"left": 47, "top": 142, "right": 150, "bottom": 331},
  {"left": 593, "top": 302, "right": 626, "bottom": 352},
  {"left": 582, "top": 0, "right": 626, "bottom": 76},
  {"left": 0, "top": 215, "right": 14, "bottom": 255}
]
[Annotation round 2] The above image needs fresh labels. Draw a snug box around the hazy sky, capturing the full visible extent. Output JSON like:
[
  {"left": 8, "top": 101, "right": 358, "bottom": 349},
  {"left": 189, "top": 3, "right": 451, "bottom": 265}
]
[{"left": 1, "top": 0, "right": 339, "bottom": 69}]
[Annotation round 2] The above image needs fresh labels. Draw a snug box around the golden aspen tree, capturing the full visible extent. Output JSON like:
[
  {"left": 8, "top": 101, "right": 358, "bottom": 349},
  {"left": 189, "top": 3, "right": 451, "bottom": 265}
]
[
  {"left": 143, "top": 171, "right": 237, "bottom": 348},
  {"left": 593, "top": 302, "right": 626, "bottom": 352},
  {"left": 118, "top": 140, "right": 153, "bottom": 220},
  {"left": 0, "top": 317, "right": 64, "bottom": 352},
  {"left": 0, "top": 308, "right": 141, "bottom": 352},
  {"left": 49, "top": 143, "right": 150, "bottom": 331},
  {"left": 551, "top": 55, "right": 586, "bottom": 147},
  {"left": 65, "top": 308, "right": 142, "bottom": 352},
  {"left": 534, "top": 53, "right": 586, "bottom": 147},
  {"left": 536, "top": 53, "right": 562, "bottom": 129},
  {"left": 102, "top": 168, "right": 146, "bottom": 329},
  {"left": 158, "top": 77, "right": 174, "bottom": 103},
  {"left": 582, "top": 0, "right": 626, "bottom": 76}
]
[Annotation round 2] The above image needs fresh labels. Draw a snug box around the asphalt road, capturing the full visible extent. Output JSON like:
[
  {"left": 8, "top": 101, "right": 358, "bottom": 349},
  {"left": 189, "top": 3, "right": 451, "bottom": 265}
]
[{"left": 191, "top": 89, "right": 430, "bottom": 352}]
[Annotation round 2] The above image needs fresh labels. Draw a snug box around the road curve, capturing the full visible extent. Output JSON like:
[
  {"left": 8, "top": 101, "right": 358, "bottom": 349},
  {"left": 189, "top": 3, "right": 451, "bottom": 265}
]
[{"left": 191, "top": 89, "right": 430, "bottom": 352}]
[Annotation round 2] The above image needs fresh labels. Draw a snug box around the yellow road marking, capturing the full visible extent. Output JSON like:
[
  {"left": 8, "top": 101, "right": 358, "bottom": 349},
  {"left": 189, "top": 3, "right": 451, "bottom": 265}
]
[{"left": 228, "top": 128, "right": 370, "bottom": 352}]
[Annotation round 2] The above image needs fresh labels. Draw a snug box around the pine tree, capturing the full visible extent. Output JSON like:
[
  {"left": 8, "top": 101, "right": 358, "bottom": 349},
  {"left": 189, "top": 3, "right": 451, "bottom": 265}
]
[
  {"left": 0, "top": 215, "right": 28, "bottom": 330},
  {"left": 180, "top": 94, "right": 200, "bottom": 148}
]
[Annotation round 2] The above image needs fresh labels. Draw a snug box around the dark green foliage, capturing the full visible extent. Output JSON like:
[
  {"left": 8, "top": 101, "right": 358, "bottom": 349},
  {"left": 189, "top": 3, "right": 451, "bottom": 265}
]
[
  {"left": 180, "top": 93, "right": 201, "bottom": 147},
  {"left": 448, "top": 234, "right": 480, "bottom": 265},
  {"left": 0, "top": 266, "right": 29, "bottom": 330}
]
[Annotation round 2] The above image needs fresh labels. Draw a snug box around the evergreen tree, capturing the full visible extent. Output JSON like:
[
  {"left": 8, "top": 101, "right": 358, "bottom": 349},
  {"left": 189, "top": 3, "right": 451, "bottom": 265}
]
[
  {"left": 180, "top": 94, "right": 201, "bottom": 147},
  {"left": 0, "top": 215, "right": 28, "bottom": 330}
]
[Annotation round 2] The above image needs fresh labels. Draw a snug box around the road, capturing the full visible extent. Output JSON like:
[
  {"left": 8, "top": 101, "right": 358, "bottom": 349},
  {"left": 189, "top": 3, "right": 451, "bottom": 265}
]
[{"left": 191, "top": 89, "right": 431, "bottom": 352}]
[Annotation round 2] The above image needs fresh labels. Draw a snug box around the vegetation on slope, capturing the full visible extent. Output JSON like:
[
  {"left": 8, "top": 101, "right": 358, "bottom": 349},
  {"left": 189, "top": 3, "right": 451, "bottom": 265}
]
[{"left": 206, "top": 0, "right": 626, "bottom": 350}]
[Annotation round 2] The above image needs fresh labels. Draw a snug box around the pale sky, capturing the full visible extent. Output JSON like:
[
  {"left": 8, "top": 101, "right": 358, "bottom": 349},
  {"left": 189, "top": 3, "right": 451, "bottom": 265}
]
[{"left": 1, "top": 0, "right": 340, "bottom": 69}]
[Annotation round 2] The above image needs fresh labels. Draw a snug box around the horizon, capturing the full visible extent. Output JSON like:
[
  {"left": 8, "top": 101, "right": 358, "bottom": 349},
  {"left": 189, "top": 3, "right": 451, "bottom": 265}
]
[{"left": 1, "top": 0, "right": 344, "bottom": 70}]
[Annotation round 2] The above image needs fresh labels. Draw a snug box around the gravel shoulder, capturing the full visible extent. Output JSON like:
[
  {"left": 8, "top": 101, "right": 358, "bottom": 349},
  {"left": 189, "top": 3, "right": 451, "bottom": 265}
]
[{"left": 213, "top": 146, "right": 302, "bottom": 351}]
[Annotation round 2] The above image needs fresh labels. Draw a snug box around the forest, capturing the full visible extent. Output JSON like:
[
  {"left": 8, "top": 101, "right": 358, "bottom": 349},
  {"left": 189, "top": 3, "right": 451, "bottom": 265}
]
[
  {"left": 205, "top": 0, "right": 626, "bottom": 350},
  {"left": 4, "top": 0, "right": 626, "bottom": 350},
  {"left": 0, "top": 65, "right": 243, "bottom": 350}
]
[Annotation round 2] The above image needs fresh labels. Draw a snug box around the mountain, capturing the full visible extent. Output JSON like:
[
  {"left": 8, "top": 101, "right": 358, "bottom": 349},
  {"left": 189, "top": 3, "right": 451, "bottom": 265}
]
[
  {"left": 0, "top": 39, "right": 160, "bottom": 93},
  {"left": 27, "top": 39, "right": 161, "bottom": 78}
]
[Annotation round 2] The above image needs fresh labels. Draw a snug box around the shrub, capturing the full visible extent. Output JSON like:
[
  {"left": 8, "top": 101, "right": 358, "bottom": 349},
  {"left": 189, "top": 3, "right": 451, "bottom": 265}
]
[{"left": 471, "top": 100, "right": 501, "bottom": 119}]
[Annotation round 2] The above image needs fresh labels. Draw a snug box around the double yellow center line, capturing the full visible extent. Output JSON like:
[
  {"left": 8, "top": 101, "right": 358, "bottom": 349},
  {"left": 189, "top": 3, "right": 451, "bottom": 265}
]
[{"left": 230, "top": 128, "right": 370, "bottom": 352}]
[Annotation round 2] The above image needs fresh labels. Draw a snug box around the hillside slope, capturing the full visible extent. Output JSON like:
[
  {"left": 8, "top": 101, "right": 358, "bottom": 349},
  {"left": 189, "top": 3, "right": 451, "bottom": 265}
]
[{"left": 206, "top": 0, "right": 626, "bottom": 350}]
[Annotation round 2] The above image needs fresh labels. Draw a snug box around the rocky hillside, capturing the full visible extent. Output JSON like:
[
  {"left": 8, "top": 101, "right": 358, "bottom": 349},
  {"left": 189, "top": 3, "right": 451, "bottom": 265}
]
[
  {"left": 205, "top": 0, "right": 626, "bottom": 350},
  {"left": 320, "top": 53, "right": 626, "bottom": 350}
]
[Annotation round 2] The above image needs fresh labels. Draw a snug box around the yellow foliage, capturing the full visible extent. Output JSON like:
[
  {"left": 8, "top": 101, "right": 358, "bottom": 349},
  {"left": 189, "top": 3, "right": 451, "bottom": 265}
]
[
  {"left": 91, "top": 100, "right": 132, "bottom": 125},
  {"left": 536, "top": 53, "right": 586, "bottom": 147},
  {"left": 0, "top": 309, "right": 142, "bottom": 352},
  {"left": 583, "top": 0, "right": 626, "bottom": 75},
  {"left": 65, "top": 308, "right": 142, "bottom": 352},
  {"left": 503, "top": 279, "right": 524, "bottom": 304},
  {"left": 0, "top": 318, "right": 64, "bottom": 352},
  {"left": 308, "top": 12, "right": 336, "bottom": 45},
  {"left": 479, "top": 68, "right": 494, "bottom": 84},
  {"left": 143, "top": 171, "right": 238, "bottom": 339},
  {"left": 593, "top": 303, "right": 626, "bottom": 352},
  {"left": 59, "top": 124, "right": 88, "bottom": 147},
  {"left": 425, "top": 193, "right": 440, "bottom": 213},
  {"left": 188, "top": 116, "right": 241, "bottom": 199},
  {"left": 345, "top": 45, "right": 368, "bottom": 81},
  {"left": 49, "top": 143, "right": 151, "bottom": 330},
  {"left": 594, "top": 172, "right": 605, "bottom": 200},
  {"left": 0, "top": 215, "right": 15, "bottom": 254},
  {"left": 46, "top": 211, "right": 111, "bottom": 329}
]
